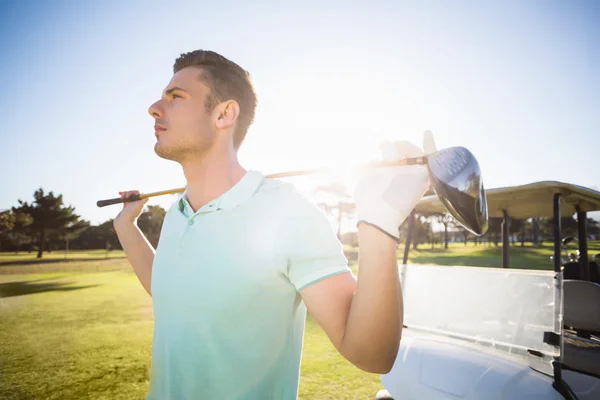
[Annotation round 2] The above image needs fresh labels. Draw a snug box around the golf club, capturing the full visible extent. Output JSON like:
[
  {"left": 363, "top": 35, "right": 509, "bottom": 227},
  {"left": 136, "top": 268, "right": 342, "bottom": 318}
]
[
  {"left": 426, "top": 146, "right": 488, "bottom": 235},
  {"left": 97, "top": 146, "right": 489, "bottom": 235}
]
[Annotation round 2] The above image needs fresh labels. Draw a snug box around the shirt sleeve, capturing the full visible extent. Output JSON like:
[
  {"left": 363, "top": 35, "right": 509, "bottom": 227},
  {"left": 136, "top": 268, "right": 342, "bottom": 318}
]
[{"left": 278, "top": 191, "right": 351, "bottom": 292}]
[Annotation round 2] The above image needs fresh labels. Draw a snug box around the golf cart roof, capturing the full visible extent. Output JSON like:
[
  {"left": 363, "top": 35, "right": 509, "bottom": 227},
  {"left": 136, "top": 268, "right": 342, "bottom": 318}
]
[{"left": 416, "top": 181, "right": 600, "bottom": 219}]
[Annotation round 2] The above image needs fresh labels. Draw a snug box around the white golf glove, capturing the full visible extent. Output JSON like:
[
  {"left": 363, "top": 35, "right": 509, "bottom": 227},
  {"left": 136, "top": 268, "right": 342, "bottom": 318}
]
[{"left": 354, "top": 131, "right": 437, "bottom": 240}]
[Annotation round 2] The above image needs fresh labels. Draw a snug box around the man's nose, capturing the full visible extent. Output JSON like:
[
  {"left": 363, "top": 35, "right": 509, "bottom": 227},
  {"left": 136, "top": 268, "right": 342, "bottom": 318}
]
[{"left": 148, "top": 100, "right": 163, "bottom": 119}]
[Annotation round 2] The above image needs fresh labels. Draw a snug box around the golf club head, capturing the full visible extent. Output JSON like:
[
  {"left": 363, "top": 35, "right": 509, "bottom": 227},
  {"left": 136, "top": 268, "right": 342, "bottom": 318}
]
[{"left": 427, "top": 147, "right": 489, "bottom": 235}]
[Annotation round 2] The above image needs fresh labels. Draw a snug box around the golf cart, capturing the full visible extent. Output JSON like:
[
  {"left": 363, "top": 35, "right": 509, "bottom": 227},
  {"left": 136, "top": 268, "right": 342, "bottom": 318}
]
[{"left": 378, "top": 181, "right": 600, "bottom": 400}]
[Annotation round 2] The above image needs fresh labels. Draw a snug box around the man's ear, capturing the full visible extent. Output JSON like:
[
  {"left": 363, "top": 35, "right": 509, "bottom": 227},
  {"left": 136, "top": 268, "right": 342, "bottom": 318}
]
[{"left": 215, "top": 100, "right": 240, "bottom": 129}]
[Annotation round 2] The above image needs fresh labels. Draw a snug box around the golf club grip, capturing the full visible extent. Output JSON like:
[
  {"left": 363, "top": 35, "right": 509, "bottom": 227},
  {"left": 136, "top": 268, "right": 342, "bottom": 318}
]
[
  {"left": 96, "top": 194, "right": 141, "bottom": 208},
  {"left": 404, "top": 155, "right": 427, "bottom": 165}
]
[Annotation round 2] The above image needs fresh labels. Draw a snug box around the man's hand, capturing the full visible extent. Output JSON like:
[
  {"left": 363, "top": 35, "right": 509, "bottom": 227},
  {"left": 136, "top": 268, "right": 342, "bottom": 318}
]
[
  {"left": 354, "top": 131, "right": 437, "bottom": 240},
  {"left": 114, "top": 190, "right": 149, "bottom": 229}
]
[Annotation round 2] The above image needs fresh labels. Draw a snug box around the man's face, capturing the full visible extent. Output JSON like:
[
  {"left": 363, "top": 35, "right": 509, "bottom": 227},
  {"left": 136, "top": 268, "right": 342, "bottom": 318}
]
[{"left": 148, "top": 67, "right": 217, "bottom": 162}]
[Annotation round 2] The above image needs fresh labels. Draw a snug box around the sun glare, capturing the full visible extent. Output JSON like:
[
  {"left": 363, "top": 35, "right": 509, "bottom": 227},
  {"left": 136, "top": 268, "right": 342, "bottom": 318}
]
[{"left": 239, "top": 67, "right": 437, "bottom": 234}]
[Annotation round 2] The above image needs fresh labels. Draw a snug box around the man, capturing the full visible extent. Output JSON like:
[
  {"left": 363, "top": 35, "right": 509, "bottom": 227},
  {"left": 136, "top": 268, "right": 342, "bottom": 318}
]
[{"left": 114, "top": 49, "right": 434, "bottom": 399}]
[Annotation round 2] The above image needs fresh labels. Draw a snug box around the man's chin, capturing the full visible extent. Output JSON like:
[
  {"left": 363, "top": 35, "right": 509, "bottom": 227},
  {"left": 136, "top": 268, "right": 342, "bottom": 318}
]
[{"left": 154, "top": 144, "right": 178, "bottom": 161}]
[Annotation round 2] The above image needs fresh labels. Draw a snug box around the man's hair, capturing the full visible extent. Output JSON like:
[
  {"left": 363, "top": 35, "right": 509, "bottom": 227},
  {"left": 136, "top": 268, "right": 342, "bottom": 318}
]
[{"left": 173, "top": 50, "right": 257, "bottom": 149}]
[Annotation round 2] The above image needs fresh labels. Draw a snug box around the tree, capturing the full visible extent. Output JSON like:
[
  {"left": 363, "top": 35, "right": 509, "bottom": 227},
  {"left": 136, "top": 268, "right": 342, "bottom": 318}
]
[
  {"left": 414, "top": 217, "right": 431, "bottom": 250},
  {"left": 413, "top": 210, "right": 449, "bottom": 249},
  {"left": 400, "top": 213, "right": 430, "bottom": 250},
  {"left": 13, "top": 188, "right": 85, "bottom": 258},
  {"left": 8, "top": 211, "right": 34, "bottom": 253},
  {"left": 59, "top": 220, "right": 90, "bottom": 258},
  {"left": 137, "top": 205, "right": 167, "bottom": 248},
  {"left": 0, "top": 209, "right": 34, "bottom": 252},
  {"left": 411, "top": 187, "right": 437, "bottom": 249},
  {"left": 433, "top": 213, "right": 452, "bottom": 249},
  {"left": 485, "top": 217, "right": 503, "bottom": 246},
  {"left": 97, "top": 219, "right": 118, "bottom": 251},
  {"left": 541, "top": 216, "right": 578, "bottom": 241},
  {"left": 517, "top": 219, "right": 530, "bottom": 247},
  {"left": 461, "top": 226, "right": 470, "bottom": 246},
  {"left": 531, "top": 218, "right": 542, "bottom": 247},
  {"left": 588, "top": 218, "right": 600, "bottom": 237},
  {"left": 0, "top": 210, "right": 15, "bottom": 249},
  {"left": 73, "top": 219, "right": 119, "bottom": 250},
  {"left": 509, "top": 218, "right": 525, "bottom": 246}
]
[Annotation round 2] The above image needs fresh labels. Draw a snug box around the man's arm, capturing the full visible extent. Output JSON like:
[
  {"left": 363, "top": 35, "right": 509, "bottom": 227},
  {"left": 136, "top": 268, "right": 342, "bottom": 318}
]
[
  {"left": 300, "top": 223, "right": 401, "bottom": 374},
  {"left": 113, "top": 190, "right": 155, "bottom": 296},
  {"left": 114, "top": 222, "right": 155, "bottom": 296},
  {"left": 301, "top": 133, "right": 436, "bottom": 373}
]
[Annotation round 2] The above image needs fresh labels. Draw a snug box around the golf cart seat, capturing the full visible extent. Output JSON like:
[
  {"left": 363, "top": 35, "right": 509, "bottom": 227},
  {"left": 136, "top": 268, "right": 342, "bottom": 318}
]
[
  {"left": 562, "top": 334, "right": 600, "bottom": 378},
  {"left": 564, "top": 280, "right": 600, "bottom": 333},
  {"left": 563, "top": 261, "right": 600, "bottom": 284},
  {"left": 562, "top": 280, "right": 600, "bottom": 377}
]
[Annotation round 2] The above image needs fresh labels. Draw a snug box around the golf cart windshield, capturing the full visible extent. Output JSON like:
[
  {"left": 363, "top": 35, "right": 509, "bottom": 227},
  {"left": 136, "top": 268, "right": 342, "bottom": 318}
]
[{"left": 401, "top": 264, "right": 560, "bottom": 357}]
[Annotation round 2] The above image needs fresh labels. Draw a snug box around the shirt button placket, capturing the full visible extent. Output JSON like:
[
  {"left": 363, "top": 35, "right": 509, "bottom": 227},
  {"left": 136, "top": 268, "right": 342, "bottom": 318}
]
[{"left": 180, "top": 217, "right": 194, "bottom": 254}]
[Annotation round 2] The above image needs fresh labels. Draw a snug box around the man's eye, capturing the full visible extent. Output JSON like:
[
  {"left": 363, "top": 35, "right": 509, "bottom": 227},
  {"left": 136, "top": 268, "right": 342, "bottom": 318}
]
[{"left": 172, "top": 94, "right": 181, "bottom": 99}]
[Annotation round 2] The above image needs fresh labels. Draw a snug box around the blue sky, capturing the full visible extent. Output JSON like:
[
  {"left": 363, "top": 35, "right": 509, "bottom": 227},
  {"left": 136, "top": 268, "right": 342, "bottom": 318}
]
[{"left": 1, "top": 0, "right": 599, "bottom": 226}]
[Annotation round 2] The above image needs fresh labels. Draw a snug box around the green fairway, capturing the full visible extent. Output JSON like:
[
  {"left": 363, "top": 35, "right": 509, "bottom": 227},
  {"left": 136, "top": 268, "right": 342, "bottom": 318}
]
[
  {"left": 365, "top": 240, "right": 599, "bottom": 270},
  {"left": 0, "top": 270, "right": 154, "bottom": 400},
  {"left": 1, "top": 241, "right": 598, "bottom": 399},
  {"left": 0, "top": 261, "right": 382, "bottom": 400},
  {"left": 0, "top": 250, "right": 126, "bottom": 264},
  {"left": 403, "top": 242, "right": 584, "bottom": 270}
]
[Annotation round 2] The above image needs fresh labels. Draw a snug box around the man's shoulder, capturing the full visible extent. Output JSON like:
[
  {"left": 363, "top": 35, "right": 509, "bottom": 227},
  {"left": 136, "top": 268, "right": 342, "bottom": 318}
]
[
  {"left": 255, "top": 178, "right": 322, "bottom": 214},
  {"left": 256, "top": 178, "right": 297, "bottom": 199},
  {"left": 251, "top": 179, "right": 335, "bottom": 239}
]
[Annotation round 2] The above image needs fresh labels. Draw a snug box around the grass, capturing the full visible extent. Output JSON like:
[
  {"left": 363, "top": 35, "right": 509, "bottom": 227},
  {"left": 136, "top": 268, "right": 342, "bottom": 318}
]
[
  {"left": 0, "top": 270, "right": 154, "bottom": 400},
  {"left": 0, "top": 260, "right": 382, "bottom": 400},
  {"left": 0, "top": 250, "right": 126, "bottom": 264},
  {"left": 346, "top": 240, "right": 600, "bottom": 270},
  {"left": 404, "top": 242, "right": 560, "bottom": 269},
  {"left": 1, "top": 241, "right": 598, "bottom": 399}
]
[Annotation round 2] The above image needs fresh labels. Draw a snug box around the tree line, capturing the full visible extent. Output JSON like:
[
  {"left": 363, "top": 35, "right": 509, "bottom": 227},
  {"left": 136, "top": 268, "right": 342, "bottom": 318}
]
[
  {"left": 397, "top": 213, "right": 600, "bottom": 250},
  {"left": 0, "top": 188, "right": 166, "bottom": 258},
  {"left": 314, "top": 184, "right": 600, "bottom": 249},
  {"left": 3, "top": 186, "right": 599, "bottom": 259}
]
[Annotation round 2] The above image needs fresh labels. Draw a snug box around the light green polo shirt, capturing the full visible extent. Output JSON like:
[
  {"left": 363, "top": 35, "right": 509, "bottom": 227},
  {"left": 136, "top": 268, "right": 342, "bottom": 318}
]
[{"left": 146, "top": 170, "right": 351, "bottom": 400}]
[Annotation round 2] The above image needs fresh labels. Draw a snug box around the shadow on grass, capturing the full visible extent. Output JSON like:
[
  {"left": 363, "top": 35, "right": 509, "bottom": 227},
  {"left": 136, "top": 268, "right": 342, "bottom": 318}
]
[
  {"left": 0, "top": 280, "right": 100, "bottom": 298},
  {"left": 409, "top": 255, "right": 499, "bottom": 268},
  {"left": 0, "top": 257, "right": 125, "bottom": 267},
  {"left": 408, "top": 247, "right": 457, "bottom": 253}
]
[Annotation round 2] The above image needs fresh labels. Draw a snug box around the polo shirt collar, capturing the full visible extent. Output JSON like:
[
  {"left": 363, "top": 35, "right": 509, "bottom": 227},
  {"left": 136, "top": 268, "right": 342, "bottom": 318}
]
[{"left": 178, "top": 170, "right": 265, "bottom": 214}]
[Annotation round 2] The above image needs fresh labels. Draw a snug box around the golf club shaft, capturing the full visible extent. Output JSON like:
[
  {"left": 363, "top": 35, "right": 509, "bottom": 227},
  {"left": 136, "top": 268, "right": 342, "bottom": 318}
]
[{"left": 96, "top": 156, "right": 426, "bottom": 207}]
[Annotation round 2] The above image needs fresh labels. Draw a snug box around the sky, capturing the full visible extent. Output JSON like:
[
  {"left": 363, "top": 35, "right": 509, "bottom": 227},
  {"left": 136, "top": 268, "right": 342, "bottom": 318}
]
[{"left": 1, "top": 0, "right": 599, "bottom": 227}]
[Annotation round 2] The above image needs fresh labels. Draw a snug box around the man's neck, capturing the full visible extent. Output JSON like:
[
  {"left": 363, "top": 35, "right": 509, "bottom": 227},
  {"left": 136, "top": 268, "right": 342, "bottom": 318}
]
[{"left": 181, "top": 151, "right": 246, "bottom": 213}]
